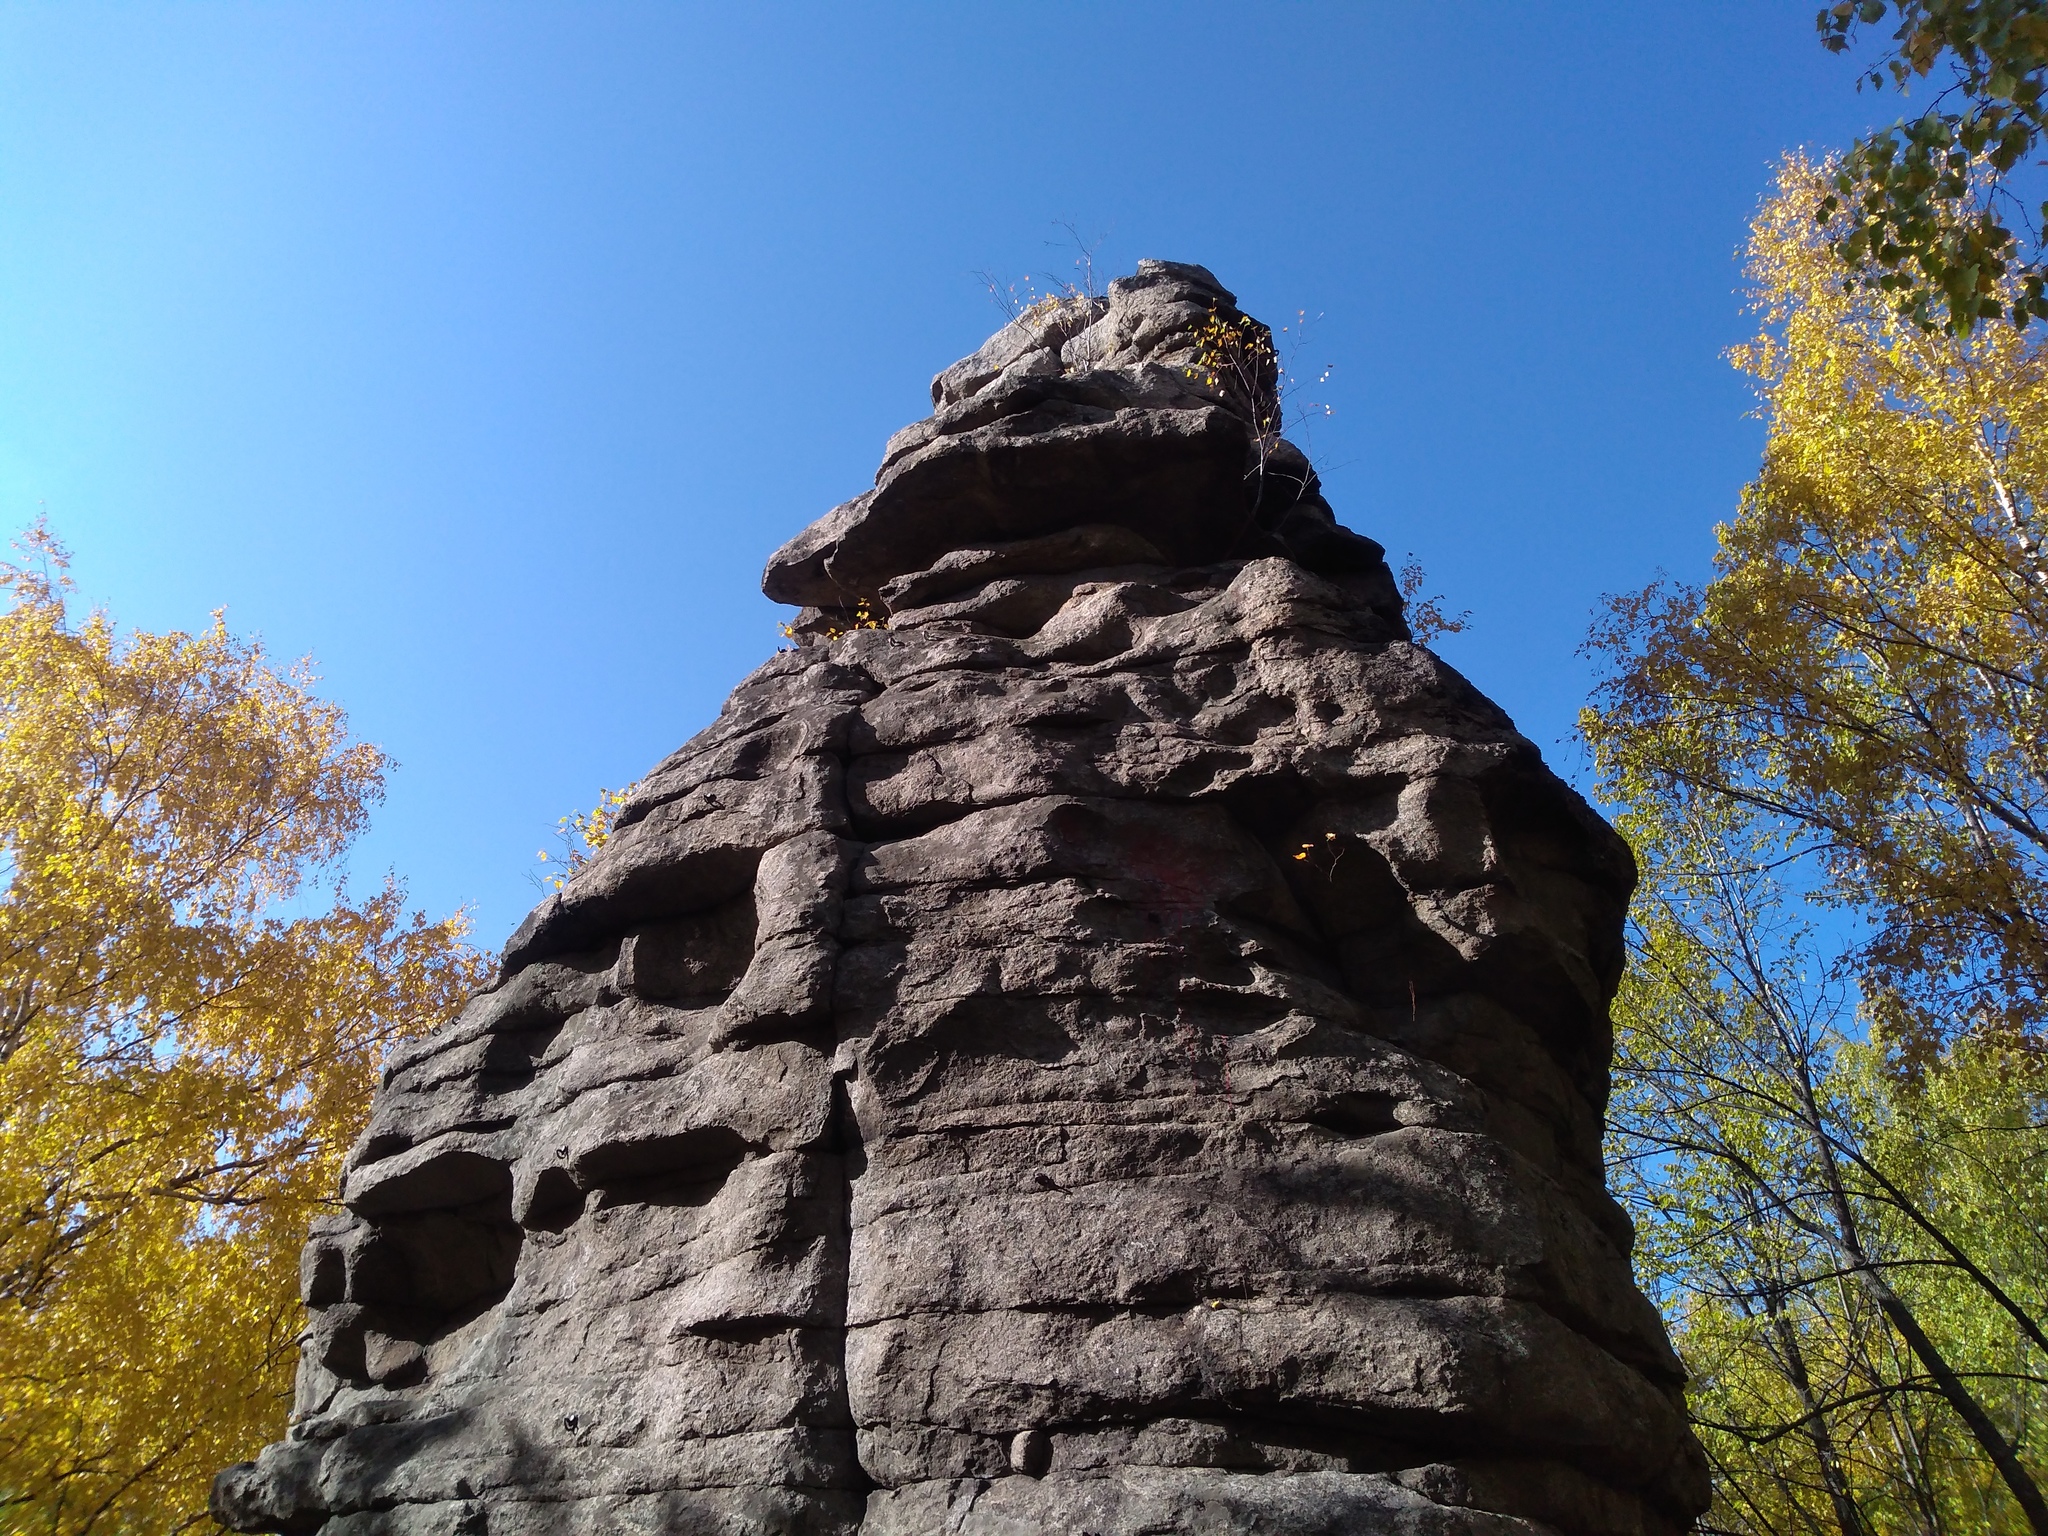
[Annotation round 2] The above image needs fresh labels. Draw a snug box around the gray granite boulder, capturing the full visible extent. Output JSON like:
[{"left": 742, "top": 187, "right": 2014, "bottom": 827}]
[{"left": 215, "top": 262, "right": 1708, "bottom": 1536}]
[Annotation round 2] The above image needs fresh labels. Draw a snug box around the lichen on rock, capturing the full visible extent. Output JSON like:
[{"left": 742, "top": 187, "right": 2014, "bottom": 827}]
[{"left": 214, "top": 260, "right": 1709, "bottom": 1536}]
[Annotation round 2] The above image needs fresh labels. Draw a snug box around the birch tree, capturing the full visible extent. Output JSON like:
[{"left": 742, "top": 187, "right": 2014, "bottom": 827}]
[
  {"left": 0, "top": 524, "right": 487, "bottom": 1531},
  {"left": 1585, "top": 157, "right": 2048, "bottom": 1534}
]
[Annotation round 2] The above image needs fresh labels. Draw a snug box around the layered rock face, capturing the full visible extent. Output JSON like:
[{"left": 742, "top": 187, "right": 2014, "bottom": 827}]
[{"left": 215, "top": 261, "right": 1708, "bottom": 1536}]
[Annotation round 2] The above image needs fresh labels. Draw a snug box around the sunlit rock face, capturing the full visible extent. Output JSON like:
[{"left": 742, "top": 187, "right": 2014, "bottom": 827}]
[{"left": 214, "top": 261, "right": 1709, "bottom": 1536}]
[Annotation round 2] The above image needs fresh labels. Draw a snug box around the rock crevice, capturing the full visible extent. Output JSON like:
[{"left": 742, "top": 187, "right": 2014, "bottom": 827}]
[{"left": 215, "top": 260, "right": 1708, "bottom": 1536}]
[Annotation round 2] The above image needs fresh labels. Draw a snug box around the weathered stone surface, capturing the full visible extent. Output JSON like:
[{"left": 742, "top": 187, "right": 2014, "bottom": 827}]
[{"left": 217, "top": 262, "right": 1708, "bottom": 1535}]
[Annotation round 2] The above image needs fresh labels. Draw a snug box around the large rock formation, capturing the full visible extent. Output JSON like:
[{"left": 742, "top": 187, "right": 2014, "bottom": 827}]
[{"left": 215, "top": 262, "right": 1709, "bottom": 1536}]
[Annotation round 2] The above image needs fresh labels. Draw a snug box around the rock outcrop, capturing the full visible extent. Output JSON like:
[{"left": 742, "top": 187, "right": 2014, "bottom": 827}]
[{"left": 215, "top": 261, "right": 1709, "bottom": 1536}]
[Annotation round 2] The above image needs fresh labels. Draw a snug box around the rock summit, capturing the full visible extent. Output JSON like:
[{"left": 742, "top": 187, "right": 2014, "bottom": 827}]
[{"left": 215, "top": 261, "right": 1709, "bottom": 1535}]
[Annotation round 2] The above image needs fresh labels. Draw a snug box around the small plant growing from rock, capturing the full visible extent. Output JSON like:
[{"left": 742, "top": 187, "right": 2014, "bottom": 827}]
[
  {"left": 777, "top": 595, "right": 888, "bottom": 645},
  {"left": 1397, "top": 556, "right": 1470, "bottom": 644},
  {"left": 1291, "top": 830, "right": 1346, "bottom": 877},
  {"left": 972, "top": 225, "right": 1118, "bottom": 366},
  {"left": 977, "top": 221, "right": 1109, "bottom": 322},
  {"left": 536, "top": 786, "right": 631, "bottom": 890},
  {"left": 1183, "top": 304, "right": 1333, "bottom": 503}
]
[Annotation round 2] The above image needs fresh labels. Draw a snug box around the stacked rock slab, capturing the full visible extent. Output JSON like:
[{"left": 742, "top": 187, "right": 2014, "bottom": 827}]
[{"left": 215, "top": 261, "right": 1709, "bottom": 1536}]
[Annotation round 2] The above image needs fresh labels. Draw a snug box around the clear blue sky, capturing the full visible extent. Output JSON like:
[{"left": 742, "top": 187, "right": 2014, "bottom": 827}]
[{"left": 0, "top": 3, "right": 1892, "bottom": 947}]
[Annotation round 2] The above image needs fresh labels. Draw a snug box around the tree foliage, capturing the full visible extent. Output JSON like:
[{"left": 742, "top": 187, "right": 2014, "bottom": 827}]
[
  {"left": 1819, "top": 0, "right": 2048, "bottom": 332},
  {"left": 1600, "top": 789, "right": 2048, "bottom": 1534},
  {"left": 1596, "top": 155, "right": 2048, "bottom": 1061},
  {"left": 1586, "top": 159, "right": 2048, "bottom": 1532},
  {"left": 0, "top": 525, "right": 488, "bottom": 1531}
]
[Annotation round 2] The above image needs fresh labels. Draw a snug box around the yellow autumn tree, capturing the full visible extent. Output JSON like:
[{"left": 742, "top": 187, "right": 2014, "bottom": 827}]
[
  {"left": 1586, "top": 156, "right": 2048, "bottom": 1533},
  {"left": 0, "top": 523, "right": 489, "bottom": 1532},
  {"left": 1591, "top": 153, "right": 2048, "bottom": 1059}
]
